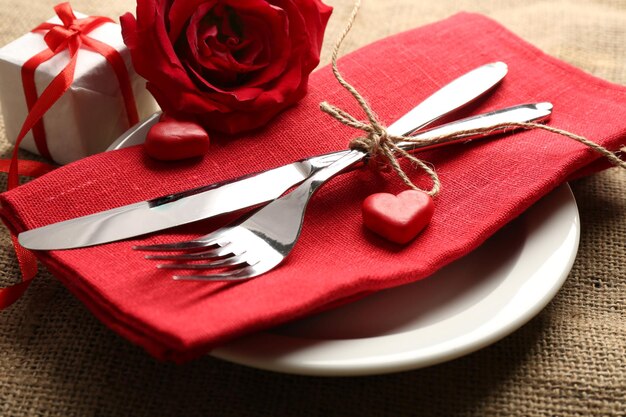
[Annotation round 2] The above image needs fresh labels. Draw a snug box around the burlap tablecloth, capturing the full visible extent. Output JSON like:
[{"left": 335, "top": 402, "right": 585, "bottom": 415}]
[{"left": 0, "top": 0, "right": 624, "bottom": 415}]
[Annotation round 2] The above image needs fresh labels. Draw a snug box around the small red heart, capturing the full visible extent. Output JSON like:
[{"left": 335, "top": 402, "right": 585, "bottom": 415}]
[
  {"left": 362, "top": 190, "right": 434, "bottom": 244},
  {"left": 144, "top": 118, "right": 210, "bottom": 161}
]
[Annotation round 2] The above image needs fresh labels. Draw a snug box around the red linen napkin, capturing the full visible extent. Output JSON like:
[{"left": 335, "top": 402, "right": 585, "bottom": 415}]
[{"left": 2, "top": 13, "right": 625, "bottom": 362}]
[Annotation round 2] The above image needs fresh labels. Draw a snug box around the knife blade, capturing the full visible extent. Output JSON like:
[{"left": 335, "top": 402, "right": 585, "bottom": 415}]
[{"left": 19, "top": 62, "right": 511, "bottom": 250}]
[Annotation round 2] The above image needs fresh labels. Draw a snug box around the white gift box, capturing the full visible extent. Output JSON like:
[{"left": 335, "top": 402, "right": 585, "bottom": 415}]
[{"left": 0, "top": 12, "right": 157, "bottom": 165}]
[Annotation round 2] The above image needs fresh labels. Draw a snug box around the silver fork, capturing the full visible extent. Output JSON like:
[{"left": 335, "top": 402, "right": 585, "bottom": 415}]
[{"left": 134, "top": 103, "right": 553, "bottom": 281}]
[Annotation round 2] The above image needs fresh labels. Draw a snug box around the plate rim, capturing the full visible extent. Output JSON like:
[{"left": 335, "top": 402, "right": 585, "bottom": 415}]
[{"left": 211, "top": 184, "right": 580, "bottom": 376}]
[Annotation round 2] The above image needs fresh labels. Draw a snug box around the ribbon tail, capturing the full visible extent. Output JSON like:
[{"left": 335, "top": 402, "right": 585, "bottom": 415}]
[
  {"left": 0, "top": 49, "right": 78, "bottom": 308},
  {"left": 0, "top": 157, "right": 56, "bottom": 309},
  {"left": 0, "top": 278, "right": 34, "bottom": 309},
  {"left": 8, "top": 50, "right": 78, "bottom": 189},
  {"left": 0, "top": 4, "right": 121, "bottom": 309},
  {"left": 0, "top": 210, "right": 39, "bottom": 309}
]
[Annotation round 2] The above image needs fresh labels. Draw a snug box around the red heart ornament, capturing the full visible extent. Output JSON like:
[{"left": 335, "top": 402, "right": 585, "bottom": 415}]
[
  {"left": 144, "top": 119, "right": 210, "bottom": 161},
  {"left": 362, "top": 190, "right": 435, "bottom": 244}
]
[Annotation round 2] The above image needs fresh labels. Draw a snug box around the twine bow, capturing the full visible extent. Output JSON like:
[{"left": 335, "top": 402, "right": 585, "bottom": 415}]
[
  {"left": 320, "top": 99, "right": 442, "bottom": 196},
  {"left": 319, "top": 0, "right": 626, "bottom": 197},
  {"left": 319, "top": 0, "right": 441, "bottom": 196}
]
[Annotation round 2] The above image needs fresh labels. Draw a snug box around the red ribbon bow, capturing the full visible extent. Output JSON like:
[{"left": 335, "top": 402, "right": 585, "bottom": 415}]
[
  {"left": 16, "top": 2, "right": 139, "bottom": 175},
  {"left": 1, "top": 3, "right": 139, "bottom": 309}
]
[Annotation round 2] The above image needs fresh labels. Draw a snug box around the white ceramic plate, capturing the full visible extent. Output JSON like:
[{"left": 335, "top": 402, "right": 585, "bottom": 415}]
[{"left": 212, "top": 184, "right": 580, "bottom": 376}]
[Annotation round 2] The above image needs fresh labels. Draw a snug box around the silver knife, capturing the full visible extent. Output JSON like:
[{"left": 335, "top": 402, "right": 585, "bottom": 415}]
[
  {"left": 19, "top": 102, "right": 553, "bottom": 251},
  {"left": 19, "top": 62, "right": 512, "bottom": 250}
]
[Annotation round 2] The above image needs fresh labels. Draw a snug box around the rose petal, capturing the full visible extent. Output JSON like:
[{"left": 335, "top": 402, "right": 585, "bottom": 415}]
[
  {"left": 123, "top": 0, "right": 198, "bottom": 95},
  {"left": 233, "top": 10, "right": 291, "bottom": 88},
  {"left": 123, "top": 0, "right": 333, "bottom": 134},
  {"left": 119, "top": 13, "right": 138, "bottom": 48},
  {"left": 168, "top": 0, "right": 217, "bottom": 41}
]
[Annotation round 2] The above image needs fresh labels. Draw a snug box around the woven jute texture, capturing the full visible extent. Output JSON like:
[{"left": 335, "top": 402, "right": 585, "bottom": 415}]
[{"left": 0, "top": 0, "right": 624, "bottom": 416}]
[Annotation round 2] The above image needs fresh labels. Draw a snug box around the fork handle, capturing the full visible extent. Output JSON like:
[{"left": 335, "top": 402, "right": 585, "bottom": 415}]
[
  {"left": 278, "top": 149, "right": 367, "bottom": 212},
  {"left": 303, "top": 150, "right": 367, "bottom": 195},
  {"left": 395, "top": 102, "right": 553, "bottom": 152}
]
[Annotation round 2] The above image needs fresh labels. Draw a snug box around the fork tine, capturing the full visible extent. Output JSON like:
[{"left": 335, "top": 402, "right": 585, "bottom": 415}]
[
  {"left": 172, "top": 262, "right": 261, "bottom": 282},
  {"left": 139, "top": 152, "right": 362, "bottom": 280},
  {"left": 157, "top": 253, "right": 249, "bottom": 270},
  {"left": 144, "top": 242, "right": 239, "bottom": 260},
  {"left": 133, "top": 235, "right": 223, "bottom": 251}
]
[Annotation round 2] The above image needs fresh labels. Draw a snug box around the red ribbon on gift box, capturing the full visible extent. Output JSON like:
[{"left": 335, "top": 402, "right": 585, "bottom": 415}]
[
  {"left": 1, "top": 2, "right": 140, "bottom": 308},
  {"left": 14, "top": 1, "right": 139, "bottom": 175}
]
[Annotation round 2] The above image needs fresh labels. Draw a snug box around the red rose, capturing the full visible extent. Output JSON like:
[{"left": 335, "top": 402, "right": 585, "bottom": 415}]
[{"left": 120, "top": 0, "right": 332, "bottom": 134}]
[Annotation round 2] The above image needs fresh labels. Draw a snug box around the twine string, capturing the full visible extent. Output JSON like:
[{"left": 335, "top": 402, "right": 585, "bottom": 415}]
[
  {"left": 319, "top": 0, "right": 442, "bottom": 196},
  {"left": 320, "top": 0, "right": 626, "bottom": 197}
]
